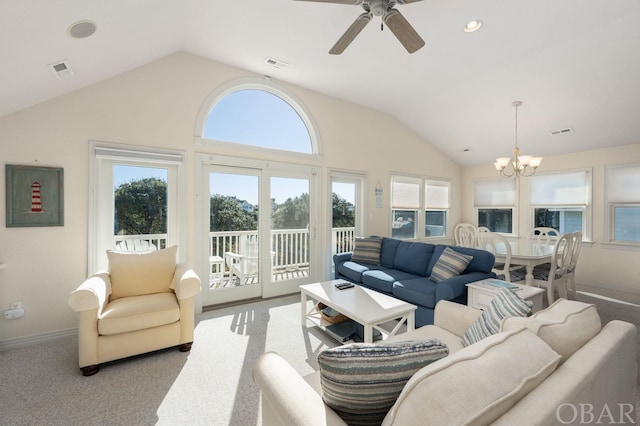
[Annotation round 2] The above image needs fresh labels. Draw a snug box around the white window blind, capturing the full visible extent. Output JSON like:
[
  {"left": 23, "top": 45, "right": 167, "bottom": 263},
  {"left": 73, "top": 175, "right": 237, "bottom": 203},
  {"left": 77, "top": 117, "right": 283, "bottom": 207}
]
[
  {"left": 606, "top": 164, "right": 640, "bottom": 203},
  {"left": 529, "top": 170, "right": 589, "bottom": 206},
  {"left": 392, "top": 177, "right": 420, "bottom": 209},
  {"left": 474, "top": 178, "right": 516, "bottom": 207},
  {"left": 426, "top": 180, "right": 449, "bottom": 209}
]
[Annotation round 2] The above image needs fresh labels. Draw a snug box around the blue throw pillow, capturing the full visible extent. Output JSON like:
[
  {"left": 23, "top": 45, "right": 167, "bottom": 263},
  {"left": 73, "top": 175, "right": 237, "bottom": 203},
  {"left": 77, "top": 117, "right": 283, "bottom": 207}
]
[{"left": 429, "top": 247, "right": 473, "bottom": 283}]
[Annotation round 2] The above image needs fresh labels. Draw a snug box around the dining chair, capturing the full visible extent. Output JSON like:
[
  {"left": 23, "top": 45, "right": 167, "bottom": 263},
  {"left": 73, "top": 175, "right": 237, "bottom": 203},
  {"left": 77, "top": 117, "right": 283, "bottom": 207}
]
[
  {"left": 532, "top": 233, "right": 573, "bottom": 305},
  {"left": 454, "top": 223, "right": 478, "bottom": 248},
  {"left": 526, "top": 227, "right": 560, "bottom": 245},
  {"left": 565, "top": 231, "right": 583, "bottom": 299},
  {"left": 475, "top": 231, "right": 525, "bottom": 283}
]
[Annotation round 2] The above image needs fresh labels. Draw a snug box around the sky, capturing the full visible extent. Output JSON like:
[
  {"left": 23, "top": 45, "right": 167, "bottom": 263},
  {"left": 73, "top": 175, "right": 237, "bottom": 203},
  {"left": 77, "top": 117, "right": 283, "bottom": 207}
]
[{"left": 113, "top": 89, "right": 355, "bottom": 205}]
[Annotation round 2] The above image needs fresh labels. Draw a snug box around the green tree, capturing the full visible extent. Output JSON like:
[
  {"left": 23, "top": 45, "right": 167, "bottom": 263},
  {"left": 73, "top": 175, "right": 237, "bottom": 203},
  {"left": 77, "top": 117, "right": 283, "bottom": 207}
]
[
  {"left": 114, "top": 178, "right": 167, "bottom": 235},
  {"left": 272, "top": 193, "right": 309, "bottom": 230},
  {"left": 332, "top": 192, "right": 355, "bottom": 227},
  {"left": 210, "top": 194, "right": 257, "bottom": 232}
]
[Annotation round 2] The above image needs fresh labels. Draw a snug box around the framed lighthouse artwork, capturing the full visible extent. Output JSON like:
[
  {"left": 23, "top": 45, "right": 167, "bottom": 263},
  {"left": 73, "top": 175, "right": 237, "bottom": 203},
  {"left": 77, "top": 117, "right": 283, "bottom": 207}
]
[{"left": 5, "top": 165, "right": 64, "bottom": 227}]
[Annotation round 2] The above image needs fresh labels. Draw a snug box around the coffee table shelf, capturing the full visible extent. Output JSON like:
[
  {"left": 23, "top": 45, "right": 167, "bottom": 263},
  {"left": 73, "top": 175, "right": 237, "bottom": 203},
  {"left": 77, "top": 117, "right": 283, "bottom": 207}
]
[{"left": 300, "top": 280, "right": 416, "bottom": 344}]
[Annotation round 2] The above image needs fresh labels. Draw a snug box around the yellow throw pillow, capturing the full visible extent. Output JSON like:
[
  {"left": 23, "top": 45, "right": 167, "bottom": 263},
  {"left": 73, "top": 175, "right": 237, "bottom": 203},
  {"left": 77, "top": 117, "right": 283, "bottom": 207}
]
[{"left": 107, "top": 245, "right": 177, "bottom": 300}]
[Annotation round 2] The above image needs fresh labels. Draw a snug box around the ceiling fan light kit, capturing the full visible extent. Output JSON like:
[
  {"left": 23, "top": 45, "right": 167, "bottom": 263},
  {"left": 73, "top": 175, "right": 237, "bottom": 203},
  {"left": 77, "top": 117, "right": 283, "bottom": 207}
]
[{"left": 294, "top": 0, "right": 425, "bottom": 54}]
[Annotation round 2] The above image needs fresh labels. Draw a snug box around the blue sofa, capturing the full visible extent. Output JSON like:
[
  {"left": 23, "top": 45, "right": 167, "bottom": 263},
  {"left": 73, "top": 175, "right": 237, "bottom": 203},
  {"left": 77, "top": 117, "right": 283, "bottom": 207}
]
[{"left": 333, "top": 237, "right": 496, "bottom": 327}]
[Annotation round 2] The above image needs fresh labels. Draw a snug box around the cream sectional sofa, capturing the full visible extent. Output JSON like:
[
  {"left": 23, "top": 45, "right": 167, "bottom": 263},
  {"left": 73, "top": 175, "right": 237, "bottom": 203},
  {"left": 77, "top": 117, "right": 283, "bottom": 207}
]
[{"left": 253, "top": 299, "right": 638, "bottom": 425}]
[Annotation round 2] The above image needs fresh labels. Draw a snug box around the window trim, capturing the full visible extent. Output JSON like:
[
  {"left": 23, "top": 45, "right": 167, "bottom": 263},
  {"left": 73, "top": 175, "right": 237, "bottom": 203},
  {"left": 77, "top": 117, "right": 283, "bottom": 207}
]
[
  {"left": 604, "top": 163, "right": 640, "bottom": 248},
  {"left": 390, "top": 174, "right": 450, "bottom": 240},
  {"left": 528, "top": 168, "right": 592, "bottom": 241},
  {"left": 473, "top": 177, "right": 518, "bottom": 236},
  {"left": 194, "top": 77, "right": 321, "bottom": 159}
]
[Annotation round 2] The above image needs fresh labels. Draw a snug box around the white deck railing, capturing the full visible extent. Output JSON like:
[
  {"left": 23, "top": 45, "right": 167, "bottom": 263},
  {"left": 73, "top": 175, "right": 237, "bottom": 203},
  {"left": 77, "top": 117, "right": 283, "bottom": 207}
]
[{"left": 114, "top": 227, "right": 356, "bottom": 273}]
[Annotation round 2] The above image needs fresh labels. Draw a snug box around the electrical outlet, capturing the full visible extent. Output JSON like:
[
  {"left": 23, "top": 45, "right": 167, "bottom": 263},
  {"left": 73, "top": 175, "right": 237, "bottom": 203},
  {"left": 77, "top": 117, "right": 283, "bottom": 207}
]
[{"left": 10, "top": 301, "right": 22, "bottom": 310}]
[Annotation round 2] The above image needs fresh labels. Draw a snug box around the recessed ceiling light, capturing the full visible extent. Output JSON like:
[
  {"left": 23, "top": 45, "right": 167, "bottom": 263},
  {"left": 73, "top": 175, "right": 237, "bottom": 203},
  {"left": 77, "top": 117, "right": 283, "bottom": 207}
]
[
  {"left": 68, "top": 20, "right": 96, "bottom": 39},
  {"left": 463, "top": 20, "right": 483, "bottom": 33}
]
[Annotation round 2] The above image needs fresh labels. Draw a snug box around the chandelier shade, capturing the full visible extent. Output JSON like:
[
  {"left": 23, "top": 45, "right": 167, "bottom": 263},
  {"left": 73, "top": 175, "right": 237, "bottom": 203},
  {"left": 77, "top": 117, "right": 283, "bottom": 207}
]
[{"left": 495, "top": 101, "right": 542, "bottom": 177}]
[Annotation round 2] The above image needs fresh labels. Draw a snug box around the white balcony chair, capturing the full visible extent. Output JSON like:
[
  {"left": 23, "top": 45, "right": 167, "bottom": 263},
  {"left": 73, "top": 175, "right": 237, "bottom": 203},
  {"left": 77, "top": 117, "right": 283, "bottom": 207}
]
[
  {"left": 225, "top": 239, "right": 260, "bottom": 285},
  {"left": 475, "top": 231, "right": 525, "bottom": 283},
  {"left": 454, "top": 223, "right": 478, "bottom": 248},
  {"left": 115, "top": 238, "right": 157, "bottom": 252}
]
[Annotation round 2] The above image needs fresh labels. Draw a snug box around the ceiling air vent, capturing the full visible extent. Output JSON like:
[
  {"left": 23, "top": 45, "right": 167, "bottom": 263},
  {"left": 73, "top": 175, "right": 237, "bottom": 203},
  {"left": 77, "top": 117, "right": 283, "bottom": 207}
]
[
  {"left": 265, "top": 57, "right": 288, "bottom": 69},
  {"left": 48, "top": 60, "right": 74, "bottom": 80},
  {"left": 549, "top": 127, "right": 574, "bottom": 136}
]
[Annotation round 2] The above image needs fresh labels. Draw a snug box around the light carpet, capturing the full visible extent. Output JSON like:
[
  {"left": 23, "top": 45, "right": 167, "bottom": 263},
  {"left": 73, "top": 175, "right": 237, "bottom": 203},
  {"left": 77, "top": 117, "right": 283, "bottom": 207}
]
[
  {"left": 0, "top": 291, "right": 638, "bottom": 425},
  {"left": 0, "top": 294, "right": 338, "bottom": 426}
]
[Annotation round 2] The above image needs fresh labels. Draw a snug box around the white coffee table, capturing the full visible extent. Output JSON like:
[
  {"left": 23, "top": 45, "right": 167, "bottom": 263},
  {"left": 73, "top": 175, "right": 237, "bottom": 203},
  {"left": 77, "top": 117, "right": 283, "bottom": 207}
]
[
  {"left": 466, "top": 279, "right": 545, "bottom": 312},
  {"left": 300, "top": 280, "right": 416, "bottom": 343}
]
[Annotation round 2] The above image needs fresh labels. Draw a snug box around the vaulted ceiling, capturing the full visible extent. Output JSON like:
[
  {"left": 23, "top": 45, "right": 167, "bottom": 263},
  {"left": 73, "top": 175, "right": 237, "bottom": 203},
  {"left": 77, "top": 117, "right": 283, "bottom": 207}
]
[{"left": 2, "top": 0, "right": 640, "bottom": 167}]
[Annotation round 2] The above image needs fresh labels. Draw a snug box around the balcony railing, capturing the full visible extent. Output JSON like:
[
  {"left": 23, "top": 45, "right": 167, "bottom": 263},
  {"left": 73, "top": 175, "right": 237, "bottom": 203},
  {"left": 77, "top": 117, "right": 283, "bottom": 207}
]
[{"left": 113, "top": 227, "right": 356, "bottom": 281}]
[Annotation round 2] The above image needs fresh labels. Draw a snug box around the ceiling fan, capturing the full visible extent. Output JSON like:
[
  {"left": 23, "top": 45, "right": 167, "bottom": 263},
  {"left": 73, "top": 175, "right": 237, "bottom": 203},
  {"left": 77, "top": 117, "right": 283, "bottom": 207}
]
[{"left": 294, "top": 0, "right": 425, "bottom": 55}]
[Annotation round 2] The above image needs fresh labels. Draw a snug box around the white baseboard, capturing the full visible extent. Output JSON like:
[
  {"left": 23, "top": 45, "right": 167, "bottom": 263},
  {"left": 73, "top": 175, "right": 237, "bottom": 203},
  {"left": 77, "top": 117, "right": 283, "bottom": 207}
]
[{"left": 0, "top": 328, "right": 77, "bottom": 351}]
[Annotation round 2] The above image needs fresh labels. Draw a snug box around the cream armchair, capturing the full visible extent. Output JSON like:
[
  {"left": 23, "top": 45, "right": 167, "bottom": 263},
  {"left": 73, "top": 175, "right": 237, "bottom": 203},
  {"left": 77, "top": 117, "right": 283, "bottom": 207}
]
[{"left": 68, "top": 246, "right": 201, "bottom": 376}]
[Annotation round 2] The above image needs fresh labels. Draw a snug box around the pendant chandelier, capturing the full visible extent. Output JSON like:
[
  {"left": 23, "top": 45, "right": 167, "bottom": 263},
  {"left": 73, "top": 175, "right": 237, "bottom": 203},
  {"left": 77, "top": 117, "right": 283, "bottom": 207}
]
[{"left": 494, "top": 101, "right": 543, "bottom": 177}]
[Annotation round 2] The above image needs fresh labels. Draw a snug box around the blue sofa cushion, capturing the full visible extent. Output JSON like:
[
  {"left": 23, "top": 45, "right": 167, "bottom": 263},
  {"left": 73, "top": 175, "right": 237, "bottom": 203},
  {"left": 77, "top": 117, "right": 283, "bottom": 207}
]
[
  {"left": 393, "top": 242, "right": 435, "bottom": 276},
  {"left": 380, "top": 237, "right": 402, "bottom": 268},
  {"left": 339, "top": 262, "right": 389, "bottom": 283},
  {"left": 338, "top": 261, "right": 370, "bottom": 282},
  {"left": 362, "top": 269, "right": 422, "bottom": 294},
  {"left": 392, "top": 277, "right": 438, "bottom": 309}
]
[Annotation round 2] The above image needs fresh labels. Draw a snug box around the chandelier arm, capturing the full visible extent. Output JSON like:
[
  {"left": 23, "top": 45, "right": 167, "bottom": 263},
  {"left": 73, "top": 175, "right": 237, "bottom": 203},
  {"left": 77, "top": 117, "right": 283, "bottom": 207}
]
[{"left": 494, "top": 100, "right": 541, "bottom": 178}]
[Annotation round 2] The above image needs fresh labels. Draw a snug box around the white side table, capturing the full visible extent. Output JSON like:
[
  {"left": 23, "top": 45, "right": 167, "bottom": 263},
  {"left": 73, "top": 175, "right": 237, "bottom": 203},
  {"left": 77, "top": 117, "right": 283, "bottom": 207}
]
[{"left": 466, "top": 279, "right": 545, "bottom": 312}]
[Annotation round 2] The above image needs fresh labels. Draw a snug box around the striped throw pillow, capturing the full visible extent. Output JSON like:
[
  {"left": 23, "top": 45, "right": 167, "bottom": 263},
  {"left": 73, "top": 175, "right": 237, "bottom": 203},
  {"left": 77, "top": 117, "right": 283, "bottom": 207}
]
[
  {"left": 462, "top": 288, "right": 533, "bottom": 347},
  {"left": 318, "top": 339, "right": 449, "bottom": 425},
  {"left": 429, "top": 247, "right": 473, "bottom": 283},
  {"left": 350, "top": 237, "right": 382, "bottom": 265}
]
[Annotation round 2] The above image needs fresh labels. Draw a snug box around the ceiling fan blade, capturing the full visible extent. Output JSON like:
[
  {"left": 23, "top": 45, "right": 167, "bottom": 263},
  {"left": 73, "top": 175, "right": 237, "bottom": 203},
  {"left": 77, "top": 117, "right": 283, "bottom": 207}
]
[
  {"left": 329, "top": 12, "right": 372, "bottom": 55},
  {"left": 293, "top": 0, "right": 363, "bottom": 4},
  {"left": 384, "top": 9, "right": 425, "bottom": 53},
  {"left": 395, "top": 0, "right": 426, "bottom": 4}
]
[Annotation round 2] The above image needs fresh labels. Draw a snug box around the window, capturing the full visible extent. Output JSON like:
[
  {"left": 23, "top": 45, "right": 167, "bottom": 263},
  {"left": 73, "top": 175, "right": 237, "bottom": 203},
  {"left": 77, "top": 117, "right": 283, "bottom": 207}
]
[
  {"left": 606, "top": 164, "right": 640, "bottom": 244},
  {"left": 89, "top": 143, "right": 185, "bottom": 273},
  {"left": 391, "top": 176, "right": 450, "bottom": 239},
  {"left": 529, "top": 170, "right": 590, "bottom": 236},
  {"left": 474, "top": 178, "right": 516, "bottom": 233},
  {"left": 196, "top": 78, "right": 319, "bottom": 156},
  {"left": 425, "top": 179, "right": 449, "bottom": 237}
]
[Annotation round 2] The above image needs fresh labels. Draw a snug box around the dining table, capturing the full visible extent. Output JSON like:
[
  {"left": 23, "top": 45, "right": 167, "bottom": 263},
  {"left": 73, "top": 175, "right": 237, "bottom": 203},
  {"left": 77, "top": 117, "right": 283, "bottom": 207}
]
[{"left": 494, "top": 240, "right": 556, "bottom": 286}]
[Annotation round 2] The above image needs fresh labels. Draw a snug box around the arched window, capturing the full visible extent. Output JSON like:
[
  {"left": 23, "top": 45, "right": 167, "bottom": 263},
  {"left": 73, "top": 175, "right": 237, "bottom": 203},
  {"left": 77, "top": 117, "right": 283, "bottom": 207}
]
[{"left": 196, "top": 78, "right": 318, "bottom": 155}]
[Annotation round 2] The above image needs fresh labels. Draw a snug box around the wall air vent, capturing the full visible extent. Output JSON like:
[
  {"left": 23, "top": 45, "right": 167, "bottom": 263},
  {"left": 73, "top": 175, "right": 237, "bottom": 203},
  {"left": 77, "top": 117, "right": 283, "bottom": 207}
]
[
  {"left": 48, "top": 60, "right": 75, "bottom": 80},
  {"left": 265, "top": 57, "right": 288, "bottom": 69},
  {"left": 549, "top": 127, "right": 574, "bottom": 136}
]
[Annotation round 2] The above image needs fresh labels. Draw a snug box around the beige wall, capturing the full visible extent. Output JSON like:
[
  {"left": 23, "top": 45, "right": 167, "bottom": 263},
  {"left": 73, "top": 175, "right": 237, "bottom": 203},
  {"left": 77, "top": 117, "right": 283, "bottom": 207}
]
[
  {"left": 462, "top": 144, "right": 640, "bottom": 303},
  {"left": 0, "top": 52, "right": 461, "bottom": 342}
]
